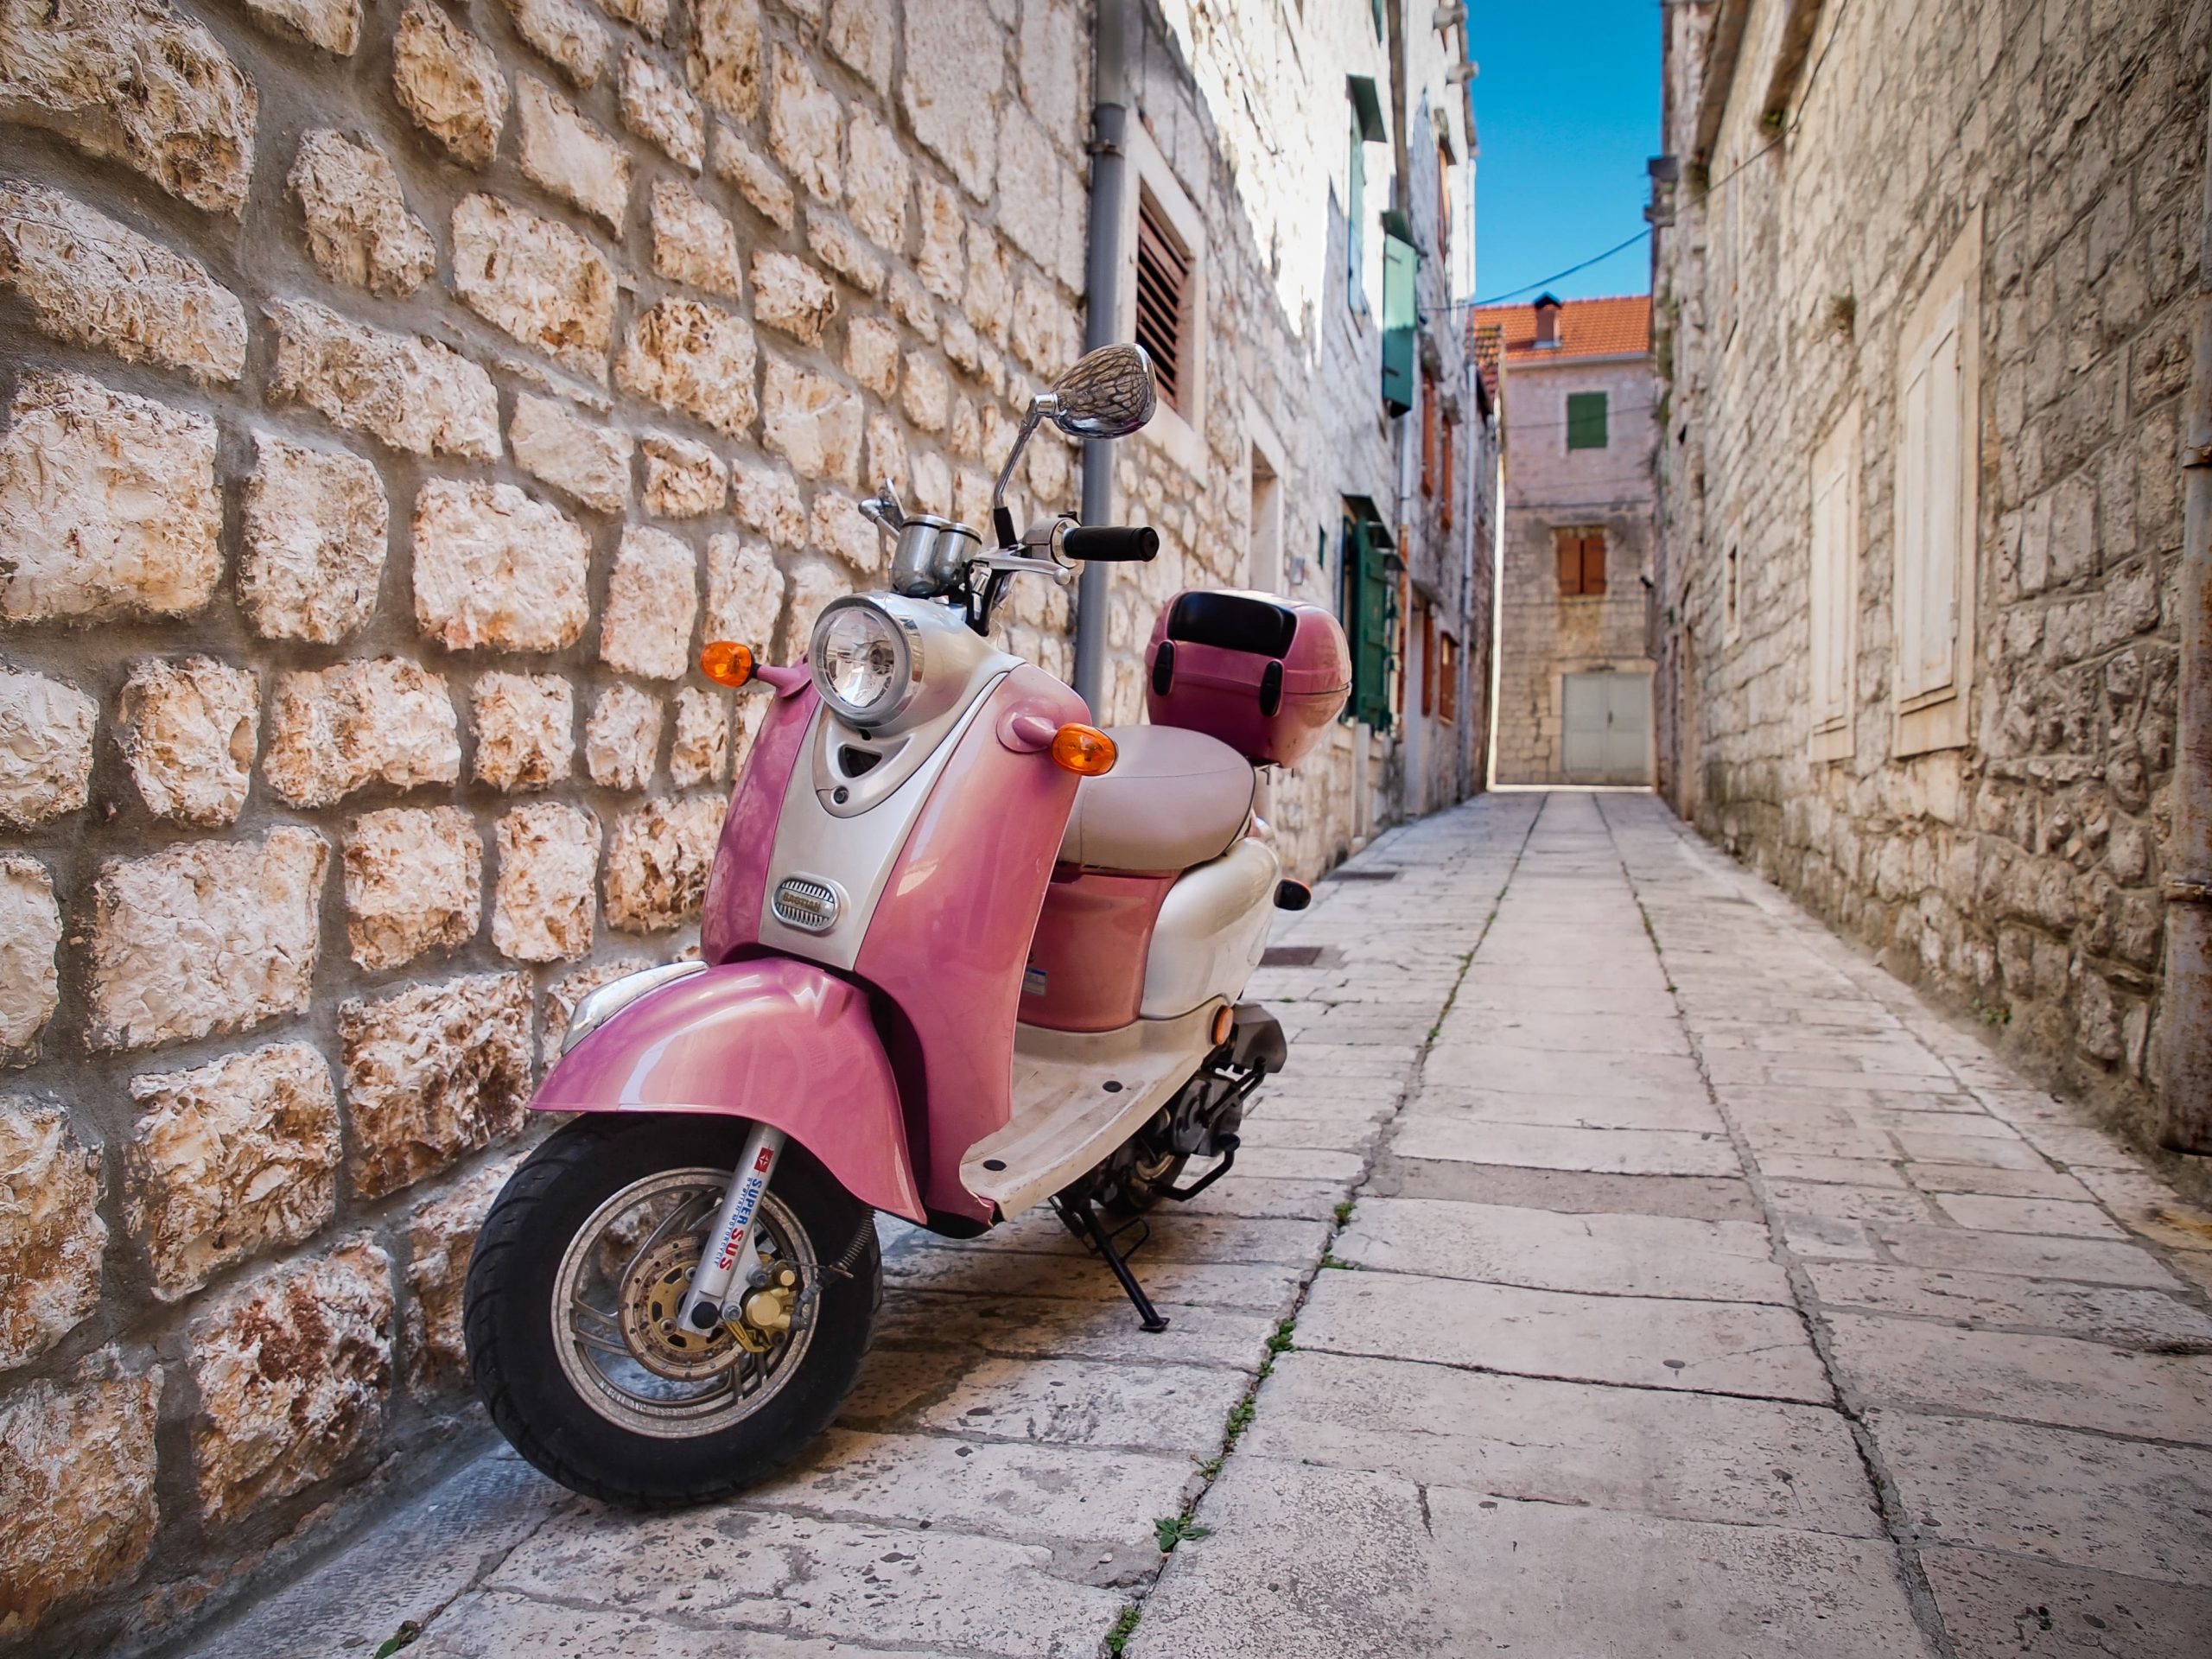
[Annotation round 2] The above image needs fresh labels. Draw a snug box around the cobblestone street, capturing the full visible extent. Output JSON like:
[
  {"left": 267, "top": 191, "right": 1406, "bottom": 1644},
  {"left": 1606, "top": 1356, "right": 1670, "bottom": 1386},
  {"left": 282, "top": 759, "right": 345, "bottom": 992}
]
[{"left": 188, "top": 792, "right": 2212, "bottom": 1659}]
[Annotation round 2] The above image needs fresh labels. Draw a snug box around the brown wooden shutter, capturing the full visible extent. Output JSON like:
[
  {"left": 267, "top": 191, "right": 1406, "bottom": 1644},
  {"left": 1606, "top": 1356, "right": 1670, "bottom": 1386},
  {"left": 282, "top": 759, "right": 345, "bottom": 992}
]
[
  {"left": 1582, "top": 531, "right": 1608, "bottom": 595},
  {"left": 1555, "top": 528, "right": 1583, "bottom": 594},
  {"left": 1421, "top": 606, "right": 1436, "bottom": 716},
  {"left": 1440, "top": 415, "right": 1455, "bottom": 530},
  {"left": 1421, "top": 372, "right": 1438, "bottom": 496},
  {"left": 1135, "top": 192, "right": 1190, "bottom": 416}
]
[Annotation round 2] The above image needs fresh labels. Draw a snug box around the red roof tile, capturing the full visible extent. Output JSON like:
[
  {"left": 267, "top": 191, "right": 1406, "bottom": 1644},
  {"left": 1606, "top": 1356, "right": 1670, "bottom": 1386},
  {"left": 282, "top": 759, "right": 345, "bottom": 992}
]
[{"left": 1470, "top": 294, "right": 1651, "bottom": 365}]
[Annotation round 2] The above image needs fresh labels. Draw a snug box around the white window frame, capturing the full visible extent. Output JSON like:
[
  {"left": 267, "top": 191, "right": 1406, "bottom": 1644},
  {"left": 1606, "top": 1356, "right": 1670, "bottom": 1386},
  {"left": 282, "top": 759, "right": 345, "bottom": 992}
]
[
  {"left": 1891, "top": 211, "right": 1980, "bottom": 757},
  {"left": 1808, "top": 403, "right": 1861, "bottom": 762},
  {"left": 1116, "top": 123, "right": 1208, "bottom": 478},
  {"left": 1244, "top": 401, "right": 1287, "bottom": 594}
]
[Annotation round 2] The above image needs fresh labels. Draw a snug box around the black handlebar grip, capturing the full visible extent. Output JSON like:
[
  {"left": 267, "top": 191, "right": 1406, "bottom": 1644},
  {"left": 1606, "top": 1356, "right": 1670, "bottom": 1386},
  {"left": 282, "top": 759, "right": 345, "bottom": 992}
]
[{"left": 1063, "top": 524, "right": 1160, "bottom": 563}]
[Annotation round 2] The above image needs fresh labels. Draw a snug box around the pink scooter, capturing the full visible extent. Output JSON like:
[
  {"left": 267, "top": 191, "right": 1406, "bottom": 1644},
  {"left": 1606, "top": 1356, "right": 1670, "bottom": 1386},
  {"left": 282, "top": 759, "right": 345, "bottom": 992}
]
[{"left": 464, "top": 345, "right": 1351, "bottom": 1503}]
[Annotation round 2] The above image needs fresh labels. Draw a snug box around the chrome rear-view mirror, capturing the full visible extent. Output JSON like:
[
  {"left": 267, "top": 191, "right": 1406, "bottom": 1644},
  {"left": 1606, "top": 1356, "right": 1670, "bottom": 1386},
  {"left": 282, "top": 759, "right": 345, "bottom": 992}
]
[{"left": 1050, "top": 343, "right": 1157, "bottom": 439}]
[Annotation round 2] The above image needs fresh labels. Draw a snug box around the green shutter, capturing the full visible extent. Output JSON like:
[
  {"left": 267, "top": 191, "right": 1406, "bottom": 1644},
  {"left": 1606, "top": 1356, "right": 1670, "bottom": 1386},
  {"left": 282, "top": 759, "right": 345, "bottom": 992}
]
[
  {"left": 1567, "top": 391, "right": 1609, "bottom": 449},
  {"left": 1346, "top": 108, "right": 1366, "bottom": 314},
  {"left": 1381, "top": 233, "right": 1417, "bottom": 413},
  {"left": 1344, "top": 519, "right": 1395, "bottom": 731}
]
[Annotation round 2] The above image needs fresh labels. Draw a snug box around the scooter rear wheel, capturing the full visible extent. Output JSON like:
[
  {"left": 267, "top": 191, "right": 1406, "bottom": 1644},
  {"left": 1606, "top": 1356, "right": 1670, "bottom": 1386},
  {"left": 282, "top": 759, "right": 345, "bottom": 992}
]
[{"left": 464, "top": 1114, "right": 880, "bottom": 1506}]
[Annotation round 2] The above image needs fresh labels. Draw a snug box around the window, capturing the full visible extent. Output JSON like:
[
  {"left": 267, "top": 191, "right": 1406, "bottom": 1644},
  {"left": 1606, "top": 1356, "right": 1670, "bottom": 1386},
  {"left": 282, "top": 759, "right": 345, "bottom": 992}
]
[
  {"left": 1421, "top": 367, "right": 1440, "bottom": 495},
  {"left": 1440, "top": 412, "right": 1455, "bottom": 531},
  {"left": 1247, "top": 444, "right": 1282, "bottom": 592},
  {"left": 1340, "top": 511, "right": 1395, "bottom": 730},
  {"left": 1436, "top": 139, "right": 1452, "bottom": 258},
  {"left": 1808, "top": 405, "right": 1861, "bottom": 761},
  {"left": 1438, "top": 632, "right": 1459, "bottom": 723},
  {"left": 1135, "top": 188, "right": 1192, "bottom": 419},
  {"left": 1346, "top": 100, "right": 1366, "bottom": 315},
  {"left": 1420, "top": 602, "right": 1436, "bottom": 717},
  {"left": 1724, "top": 543, "right": 1741, "bottom": 641},
  {"left": 1555, "top": 527, "right": 1608, "bottom": 596},
  {"left": 1566, "top": 391, "right": 1609, "bottom": 449}
]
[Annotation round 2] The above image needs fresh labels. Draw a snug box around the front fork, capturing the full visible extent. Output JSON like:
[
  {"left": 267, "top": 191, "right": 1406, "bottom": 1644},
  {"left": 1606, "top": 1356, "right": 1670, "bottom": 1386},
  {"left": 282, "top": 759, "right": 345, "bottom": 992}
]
[{"left": 677, "top": 1122, "right": 788, "bottom": 1332}]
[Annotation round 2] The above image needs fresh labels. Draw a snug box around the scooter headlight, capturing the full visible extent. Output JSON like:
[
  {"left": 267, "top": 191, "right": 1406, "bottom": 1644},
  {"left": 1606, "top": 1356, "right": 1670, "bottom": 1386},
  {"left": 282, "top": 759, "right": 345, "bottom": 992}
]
[{"left": 810, "top": 598, "right": 917, "bottom": 727}]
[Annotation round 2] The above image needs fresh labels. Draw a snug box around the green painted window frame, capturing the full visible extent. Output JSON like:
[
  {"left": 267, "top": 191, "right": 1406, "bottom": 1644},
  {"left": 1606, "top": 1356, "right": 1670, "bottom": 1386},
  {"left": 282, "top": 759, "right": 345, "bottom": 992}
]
[
  {"left": 1346, "top": 103, "right": 1366, "bottom": 315},
  {"left": 1567, "top": 391, "right": 1609, "bottom": 450},
  {"left": 1340, "top": 515, "right": 1395, "bottom": 731},
  {"left": 1380, "top": 232, "right": 1417, "bottom": 413}
]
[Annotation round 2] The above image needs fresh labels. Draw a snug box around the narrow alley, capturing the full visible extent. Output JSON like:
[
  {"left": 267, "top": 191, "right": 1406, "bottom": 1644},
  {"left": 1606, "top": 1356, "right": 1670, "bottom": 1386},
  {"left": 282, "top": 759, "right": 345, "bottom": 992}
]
[{"left": 184, "top": 793, "right": 2212, "bottom": 1659}]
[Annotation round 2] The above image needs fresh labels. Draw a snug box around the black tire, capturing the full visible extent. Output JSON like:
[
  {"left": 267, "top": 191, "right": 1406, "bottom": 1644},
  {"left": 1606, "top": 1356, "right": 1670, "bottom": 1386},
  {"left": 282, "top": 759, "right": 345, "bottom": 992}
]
[{"left": 463, "top": 1114, "right": 880, "bottom": 1506}]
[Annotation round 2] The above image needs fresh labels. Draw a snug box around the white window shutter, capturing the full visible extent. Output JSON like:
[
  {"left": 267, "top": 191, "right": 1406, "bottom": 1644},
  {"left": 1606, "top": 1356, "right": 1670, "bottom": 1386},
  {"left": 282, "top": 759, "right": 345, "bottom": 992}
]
[{"left": 1897, "top": 305, "right": 1962, "bottom": 704}]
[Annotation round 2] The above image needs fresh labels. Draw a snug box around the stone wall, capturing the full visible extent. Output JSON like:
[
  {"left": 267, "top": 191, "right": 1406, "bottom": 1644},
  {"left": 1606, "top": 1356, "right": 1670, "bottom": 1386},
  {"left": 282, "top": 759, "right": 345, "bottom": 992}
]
[
  {"left": 1651, "top": 0, "right": 2207, "bottom": 1145},
  {"left": 1494, "top": 350, "right": 1657, "bottom": 785},
  {"left": 0, "top": 0, "right": 1492, "bottom": 1649}
]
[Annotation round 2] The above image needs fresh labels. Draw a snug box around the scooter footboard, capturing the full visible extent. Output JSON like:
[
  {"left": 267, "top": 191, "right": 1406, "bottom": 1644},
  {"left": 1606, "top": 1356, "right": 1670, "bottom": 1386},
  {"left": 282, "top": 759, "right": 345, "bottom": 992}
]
[{"left": 535, "top": 958, "right": 926, "bottom": 1223}]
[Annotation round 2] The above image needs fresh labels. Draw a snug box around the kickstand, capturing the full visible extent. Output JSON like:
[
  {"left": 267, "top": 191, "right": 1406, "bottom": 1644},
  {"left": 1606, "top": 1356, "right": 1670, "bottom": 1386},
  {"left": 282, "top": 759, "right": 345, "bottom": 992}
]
[{"left": 1054, "top": 1194, "right": 1170, "bottom": 1333}]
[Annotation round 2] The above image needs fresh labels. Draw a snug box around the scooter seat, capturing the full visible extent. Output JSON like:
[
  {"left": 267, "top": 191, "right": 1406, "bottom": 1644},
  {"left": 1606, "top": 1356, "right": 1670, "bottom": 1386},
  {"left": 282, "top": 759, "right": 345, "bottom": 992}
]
[{"left": 1058, "top": 726, "right": 1255, "bottom": 874}]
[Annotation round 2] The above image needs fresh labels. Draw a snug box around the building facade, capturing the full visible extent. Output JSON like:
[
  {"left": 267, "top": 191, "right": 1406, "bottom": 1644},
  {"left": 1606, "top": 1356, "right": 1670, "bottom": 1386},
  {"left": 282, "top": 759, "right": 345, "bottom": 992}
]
[
  {"left": 1477, "top": 294, "right": 1657, "bottom": 785},
  {"left": 1649, "top": 0, "right": 2207, "bottom": 1147},
  {"left": 0, "top": 1, "right": 1493, "bottom": 1650}
]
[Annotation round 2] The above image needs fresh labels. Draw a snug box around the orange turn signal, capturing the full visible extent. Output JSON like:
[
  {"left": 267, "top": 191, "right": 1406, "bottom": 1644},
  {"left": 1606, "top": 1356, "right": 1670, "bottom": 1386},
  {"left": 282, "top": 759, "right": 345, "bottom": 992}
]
[
  {"left": 1211, "top": 1004, "right": 1236, "bottom": 1046},
  {"left": 699, "top": 640, "right": 755, "bottom": 688},
  {"left": 1050, "top": 723, "right": 1116, "bottom": 776}
]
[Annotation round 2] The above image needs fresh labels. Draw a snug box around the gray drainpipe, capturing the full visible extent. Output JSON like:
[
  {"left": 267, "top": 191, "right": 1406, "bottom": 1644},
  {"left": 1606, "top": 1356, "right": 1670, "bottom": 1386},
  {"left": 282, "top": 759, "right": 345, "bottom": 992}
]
[
  {"left": 1073, "top": 0, "right": 1135, "bottom": 716},
  {"left": 2162, "top": 79, "right": 2212, "bottom": 1152}
]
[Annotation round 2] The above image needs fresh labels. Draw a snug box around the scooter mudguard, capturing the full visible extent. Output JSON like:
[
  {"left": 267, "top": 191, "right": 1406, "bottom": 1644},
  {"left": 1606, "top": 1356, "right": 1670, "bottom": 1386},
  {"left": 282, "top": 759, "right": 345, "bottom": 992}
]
[{"left": 532, "top": 957, "right": 926, "bottom": 1224}]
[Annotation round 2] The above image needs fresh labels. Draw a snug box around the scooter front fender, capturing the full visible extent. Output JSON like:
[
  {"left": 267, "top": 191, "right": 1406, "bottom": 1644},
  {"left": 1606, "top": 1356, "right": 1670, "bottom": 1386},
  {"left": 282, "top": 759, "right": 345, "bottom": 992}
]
[{"left": 533, "top": 957, "right": 925, "bottom": 1224}]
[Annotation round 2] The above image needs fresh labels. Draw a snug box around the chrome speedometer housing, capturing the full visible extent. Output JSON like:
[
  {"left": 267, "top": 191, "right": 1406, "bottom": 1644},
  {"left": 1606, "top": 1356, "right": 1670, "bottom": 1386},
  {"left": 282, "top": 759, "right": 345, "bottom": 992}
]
[{"left": 810, "top": 597, "right": 923, "bottom": 728}]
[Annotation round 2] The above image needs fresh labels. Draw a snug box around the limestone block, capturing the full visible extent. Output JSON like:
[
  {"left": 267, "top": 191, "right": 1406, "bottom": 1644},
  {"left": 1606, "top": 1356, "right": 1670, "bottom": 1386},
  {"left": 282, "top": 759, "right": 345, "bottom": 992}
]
[
  {"left": 268, "top": 297, "right": 500, "bottom": 461},
  {"left": 343, "top": 806, "right": 481, "bottom": 971},
  {"left": 864, "top": 410, "right": 906, "bottom": 489},
  {"left": 841, "top": 110, "right": 909, "bottom": 252},
  {"left": 601, "top": 525, "right": 699, "bottom": 680},
  {"left": 769, "top": 46, "right": 841, "bottom": 203},
  {"left": 502, "top": 0, "right": 607, "bottom": 86},
  {"left": 605, "top": 795, "right": 727, "bottom": 931},
  {"left": 585, "top": 683, "right": 660, "bottom": 789},
  {"left": 543, "top": 955, "right": 652, "bottom": 1064},
  {"left": 513, "top": 80, "right": 627, "bottom": 238},
  {"left": 0, "top": 669, "right": 96, "bottom": 827},
  {"left": 887, "top": 268, "right": 938, "bottom": 341},
  {"left": 125, "top": 1043, "right": 340, "bottom": 1300},
  {"left": 452, "top": 193, "right": 614, "bottom": 380},
  {"left": 808, "top": 217, "right": 884, "bottom": 296},
  {"left": 670, "top": 686, "right": 729, "bottom": 786},
  {"left": 0, "top": 1097, "right": 104, "bottom": 1367},
  {"left": 729, "top": 457, "right": 807, "bottom": 547},
  {"left": 88, "top": 827, "right": 327, "bottom": 1051},
  {"left": 785, "top": 556, "right": 854, "bottom": 656},
  {"left": 287, "top": 130, "right": 435, "bottom": 298},
  {"left": 650, "top": 180, "right": 741, "bottom": 297},
  {"left": 762, "top": 357, "right": 863, "bottom": 485},
  {"left": 391, "top": 0, "right": 506, "bottom": 168},
  {"left": 508, "top": 393, "right": 631, "bottom": 513},
  {"left": 0, "top": 1357, "right": 160, "bottom": 1638},
  {"left": 1011, "top": 272, "right": 1076, "bottom": 374},
  {"left": 238, "top": 0, "right": 361, "bottom": 53},
  {"left": 640, "top": 433, "right": 727, "bottom": 517},
  {"left": 618, "top": 299, "right": 757, "bottom": 436},
  {"left": 901, "top": 0, "right": 1002, "bottom": 200},
  {"left": 1017, "top": 0, "right": 1080, "bottom": 140},
  {"left": 908, "top": 448, "right": 954, "bottom": 515},
  {"left": 471, "top": 671, "right": 573, "bottom": 791},
  {"left": 712, "top": 124, "right": 792, "bottom": 227},
  {"left": 116, "top": 656, "right": 258, "bottom": 827},
  {"left": 902, "top": 352, "right": 950, "bottom": 432},
  {"left": 847, "top": 315, "right": 899, "bottom": 397},
  {"left": 591, "top": 0, "right": 666, "bottom": 34},
  {"left": 0, "top": 859, "right": 60, "bottom": 1058},
  {"left": 810, "top": 490, "right": 878, "bottom": 575},
  {"left": 263, "top": 658, "right": 461, "bottom": 809},
  {"left": 188, "top": 1239, "right": 392, "bottom": 1519},
  {"left": 751, "top": 250, "right": 838, "bottom": 346},
  {"left": 493, "top": 801, "right": 598, "bottom": 961},
  {"left": 0, "top": 0, "right": 256, "bottom": 214},
  {"left": 996, "top": 99, "right": 1061, "bottom": 263},
  {"left": 915, "top": 176, "right": 965, "bottom": 300},
  {"left": 705, "top": 535, "right": 786, "bottom": 653},
  {"left": 826, "top": 0, "right": 893, "bottom": 94},
  {"left": 0, "top": 372, "right": 220, "bottom": 624},
  {"left": 941, "top": 313, "right": 983, "bottom": 378},
  {"left": 412, "top": 479, "right": 592, "bottom": 653},
  {"left": 238, "top": 436, "right": 385, "bottom": 646},
  {"left": 341, "top": 973, "right": 532, "bottom": 1199},
  {"left": 966, "top": 230, "right": 1012, "bottom": 344},
  {"left": 0, "top": 182, "right": 246, "bottom": 381},
  {"left": 405, "top": 1152, "right": 524, "bottom": 1392},
  {"left": 621, "top": 48, "right": 702, "bottom": 168},
  {"left": 691, "top": 0, "right": 763, "bottom": 122}
]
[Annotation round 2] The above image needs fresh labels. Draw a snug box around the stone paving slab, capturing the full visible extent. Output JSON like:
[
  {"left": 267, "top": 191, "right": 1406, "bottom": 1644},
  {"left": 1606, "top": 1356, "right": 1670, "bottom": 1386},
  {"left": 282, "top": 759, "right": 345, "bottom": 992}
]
[
  {"left": 1364, "top": 1154, "right": 1761, "bottom": 1220},
  {"left": 1243, "top": 1350, "right": 1881, "bottom": 1535},
  {"left": 1393, "top": 1113, "right": 1744, "bottom": 1175},
  {"left": 1401, "top": 1083, "right": 1728, "bottom": 1131},
  {"left": 1295, "top": 1268, "right": 1834, "bottom": 1402},
  {"left": 1920, "top": 1548, "right": 2212, "bottom": 1659},
  {"left": 1803, "top": 1260, "right": 2212, "bottom": 1347},
  {"left": 1335, "top": 1195, "right": 1792, "bottom": 1303}
]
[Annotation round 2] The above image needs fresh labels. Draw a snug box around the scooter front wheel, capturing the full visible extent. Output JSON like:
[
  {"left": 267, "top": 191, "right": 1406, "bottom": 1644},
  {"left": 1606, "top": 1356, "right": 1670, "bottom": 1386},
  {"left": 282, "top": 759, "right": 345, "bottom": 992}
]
[{"left": 463, "top": 1114, "right": 880, "bottom": 1506}]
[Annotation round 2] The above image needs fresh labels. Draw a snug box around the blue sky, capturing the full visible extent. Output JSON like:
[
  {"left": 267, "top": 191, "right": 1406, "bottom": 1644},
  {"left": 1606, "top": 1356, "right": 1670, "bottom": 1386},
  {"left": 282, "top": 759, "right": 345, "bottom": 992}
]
[{"left": 1466, "top": 2, "right": 1663, "bottom": 303}]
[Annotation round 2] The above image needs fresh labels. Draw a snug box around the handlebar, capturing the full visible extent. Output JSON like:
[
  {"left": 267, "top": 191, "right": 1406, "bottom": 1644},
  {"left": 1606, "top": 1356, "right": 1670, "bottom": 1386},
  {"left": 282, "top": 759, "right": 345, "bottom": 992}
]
[{"left": 1061, "top": 524, "right": 1159, "bottom": 563}]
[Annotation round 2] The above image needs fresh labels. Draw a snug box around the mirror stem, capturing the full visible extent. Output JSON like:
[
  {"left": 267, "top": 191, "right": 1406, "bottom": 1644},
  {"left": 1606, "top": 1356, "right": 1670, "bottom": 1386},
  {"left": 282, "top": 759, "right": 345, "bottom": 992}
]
[{"left": 991, "top": 400, "right": 1049, "bottom": 549}]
